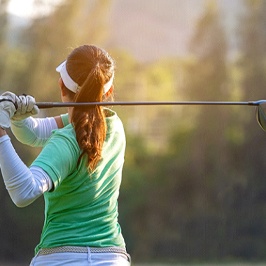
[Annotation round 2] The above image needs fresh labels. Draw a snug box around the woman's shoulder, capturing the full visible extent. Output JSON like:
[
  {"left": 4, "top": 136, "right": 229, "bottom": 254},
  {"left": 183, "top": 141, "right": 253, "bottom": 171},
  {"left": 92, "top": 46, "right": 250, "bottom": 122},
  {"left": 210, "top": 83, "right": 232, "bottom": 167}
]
[
  {"left": 51, "top": 124, "right": 77, "bottom": 143},
  {"left": 105, "top": 108, "right": 124, "bottom": 133}
]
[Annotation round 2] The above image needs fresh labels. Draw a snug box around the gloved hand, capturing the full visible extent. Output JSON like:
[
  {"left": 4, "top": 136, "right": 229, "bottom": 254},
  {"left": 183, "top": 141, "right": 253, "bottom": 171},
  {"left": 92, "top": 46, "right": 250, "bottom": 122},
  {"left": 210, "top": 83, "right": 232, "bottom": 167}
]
[
  {"left": 2, "top": 92, "right": 39, "bottom": 121},
  {"left": 0, "top": 92, "right": 17, "bottom": 129},
  {"left": 13, "top": 94, "right": 39, "bottom": 121}
]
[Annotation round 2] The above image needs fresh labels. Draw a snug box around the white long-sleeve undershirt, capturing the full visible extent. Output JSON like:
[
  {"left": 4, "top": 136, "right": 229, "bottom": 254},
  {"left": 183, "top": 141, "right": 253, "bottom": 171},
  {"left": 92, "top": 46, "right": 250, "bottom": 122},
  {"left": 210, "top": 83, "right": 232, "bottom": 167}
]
[
  {"left": 0, "top": 135, "right": 52, "bottom": 207},
  {"left": 11, "top": 117, "right": 58, "bottom": 147}
]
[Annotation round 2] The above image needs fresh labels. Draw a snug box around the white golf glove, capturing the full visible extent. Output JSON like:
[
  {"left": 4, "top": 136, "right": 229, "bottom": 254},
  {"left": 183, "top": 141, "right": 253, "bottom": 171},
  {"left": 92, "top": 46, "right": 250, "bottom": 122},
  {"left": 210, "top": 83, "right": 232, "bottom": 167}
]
[
  {"left": 1, "top": 92, "right": 39, "bottom": 121},
  {"left": 0, "top": 92, "right": 17, "bottom": 129}
]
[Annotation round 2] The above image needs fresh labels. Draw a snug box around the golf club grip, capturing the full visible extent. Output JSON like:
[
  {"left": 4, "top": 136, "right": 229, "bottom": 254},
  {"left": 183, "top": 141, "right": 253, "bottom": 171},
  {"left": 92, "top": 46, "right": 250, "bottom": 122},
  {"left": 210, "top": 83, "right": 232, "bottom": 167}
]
[{"left": 36, "top": 102, "right": 56, "bottom": 108}]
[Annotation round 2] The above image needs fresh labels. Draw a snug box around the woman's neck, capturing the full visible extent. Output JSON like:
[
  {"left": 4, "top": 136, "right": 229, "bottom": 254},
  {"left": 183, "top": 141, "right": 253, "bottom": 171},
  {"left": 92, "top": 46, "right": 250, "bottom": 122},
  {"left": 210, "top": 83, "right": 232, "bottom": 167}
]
[{"left": 68, "top": 107, "right": 73, "bottom": 122}]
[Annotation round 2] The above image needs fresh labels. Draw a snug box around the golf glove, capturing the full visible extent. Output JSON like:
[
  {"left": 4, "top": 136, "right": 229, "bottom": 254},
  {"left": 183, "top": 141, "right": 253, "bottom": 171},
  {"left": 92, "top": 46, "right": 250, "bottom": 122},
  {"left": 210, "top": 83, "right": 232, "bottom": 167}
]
[
  {"left": 3, "top": 92, "right": 39, "bottom": 121},
  {"left": 0, "top": 92, "right": 17, "bottom": 129}
]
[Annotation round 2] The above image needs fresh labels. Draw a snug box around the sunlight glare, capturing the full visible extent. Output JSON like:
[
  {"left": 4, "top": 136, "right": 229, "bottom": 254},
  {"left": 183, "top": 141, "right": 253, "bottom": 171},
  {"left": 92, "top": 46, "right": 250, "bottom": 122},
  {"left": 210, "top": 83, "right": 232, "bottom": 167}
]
[
  {"left": 7, "top": 0, "right": 62, "bottom": 18},
  {"left": 8, "top": 0, "right": 35, "bottom": 17}
]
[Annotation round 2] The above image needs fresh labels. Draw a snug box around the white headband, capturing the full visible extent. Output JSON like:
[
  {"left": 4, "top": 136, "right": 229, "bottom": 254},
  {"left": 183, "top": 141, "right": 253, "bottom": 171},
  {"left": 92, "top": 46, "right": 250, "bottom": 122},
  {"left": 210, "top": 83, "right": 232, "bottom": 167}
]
[{"left": 56, "top": 60, "right": 114, "bottom": 94}]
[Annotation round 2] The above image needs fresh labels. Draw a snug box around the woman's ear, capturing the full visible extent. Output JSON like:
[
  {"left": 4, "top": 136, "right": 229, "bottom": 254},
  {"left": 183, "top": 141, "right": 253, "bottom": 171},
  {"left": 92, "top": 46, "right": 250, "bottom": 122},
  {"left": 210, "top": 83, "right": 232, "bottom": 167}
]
[
  {"left": 59, "top": 78, "right": 68, "bottom": 97},
  {"left": 58, "top": 77, "right": 64, "bottom": 89}
]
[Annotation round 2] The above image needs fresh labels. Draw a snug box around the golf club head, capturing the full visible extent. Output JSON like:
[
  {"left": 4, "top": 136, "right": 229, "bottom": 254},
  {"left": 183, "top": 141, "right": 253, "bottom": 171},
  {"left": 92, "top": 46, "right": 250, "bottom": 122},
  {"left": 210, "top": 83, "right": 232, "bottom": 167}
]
[{"left": 256, "top": 102, "right": 266, "bottom": 131}]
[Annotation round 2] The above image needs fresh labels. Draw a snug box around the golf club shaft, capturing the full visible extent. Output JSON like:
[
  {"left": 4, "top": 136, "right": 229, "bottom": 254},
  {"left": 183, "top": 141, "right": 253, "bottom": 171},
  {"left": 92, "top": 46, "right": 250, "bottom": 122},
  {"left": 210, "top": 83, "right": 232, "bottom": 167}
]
[{"left": 36, "top": 101, "right": 264, "bottom": 109}]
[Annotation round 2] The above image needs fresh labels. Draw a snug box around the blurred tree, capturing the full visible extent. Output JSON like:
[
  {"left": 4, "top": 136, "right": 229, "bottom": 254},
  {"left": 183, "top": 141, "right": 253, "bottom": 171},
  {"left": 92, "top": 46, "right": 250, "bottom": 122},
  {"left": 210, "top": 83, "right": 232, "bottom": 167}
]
[
  {"left": 238, "top": 0, "right": 266, "bottom": 100},
  {"left": 112, "top": 54, "right": 185, "bottom": 152},
  {"left": 223, "top": 0, "right": 266, "bottom": 259},
  {"left": 0, "top": 0, "right": 8, "bottom": 42},
  {"left": 148, "top": 0, "right": 231, "bottom": 260},
  {"left": 0, "top": 0, "right": 9, "bottom": 85},
  {"left": 21, "top": 0, "right": 112, "bottom": 105},
  {"left": 120, "top": 0, "right": 232, "bottom": 260}
]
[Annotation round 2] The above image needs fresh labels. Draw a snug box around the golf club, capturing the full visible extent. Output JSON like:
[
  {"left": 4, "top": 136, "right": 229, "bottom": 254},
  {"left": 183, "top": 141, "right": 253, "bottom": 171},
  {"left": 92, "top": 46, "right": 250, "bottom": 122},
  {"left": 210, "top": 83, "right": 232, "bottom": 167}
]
[
  {"left": 36, "top": 100, "right": 266, "bottom": 131},
  {"left": 36, "top": 100, "right": 266, "bottom": 108}
]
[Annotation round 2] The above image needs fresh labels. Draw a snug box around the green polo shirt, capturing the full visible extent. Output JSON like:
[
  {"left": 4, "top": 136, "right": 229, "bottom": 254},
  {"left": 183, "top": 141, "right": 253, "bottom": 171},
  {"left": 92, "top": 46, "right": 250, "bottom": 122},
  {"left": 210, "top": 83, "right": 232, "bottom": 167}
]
[{"left": 32, "top": 109, "right": 126, "bottom": 254}]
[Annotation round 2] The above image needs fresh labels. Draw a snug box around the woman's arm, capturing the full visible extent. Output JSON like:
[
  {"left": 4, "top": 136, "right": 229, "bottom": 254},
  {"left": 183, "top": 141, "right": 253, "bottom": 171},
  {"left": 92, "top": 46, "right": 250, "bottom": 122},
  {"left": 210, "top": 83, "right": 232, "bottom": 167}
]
[
  {"left": 11, "top": 114, "right": 69, "bottom": 147},
  {"left": 3, "top": 91, "right": 68, "bottom": 147},
  {"left": 0, "top": 132, "right": 52, "bottom": 207},
  {"left": 0, "top": 93, "right": 53, "bottom": 207}
]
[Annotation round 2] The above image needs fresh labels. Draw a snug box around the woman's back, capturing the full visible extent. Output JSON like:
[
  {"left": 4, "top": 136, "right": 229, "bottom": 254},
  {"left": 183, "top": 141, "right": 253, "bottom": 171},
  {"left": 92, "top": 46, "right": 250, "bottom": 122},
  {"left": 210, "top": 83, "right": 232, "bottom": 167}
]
[{"left": 33, "top": 109, "right": 126, "bottom": 253}]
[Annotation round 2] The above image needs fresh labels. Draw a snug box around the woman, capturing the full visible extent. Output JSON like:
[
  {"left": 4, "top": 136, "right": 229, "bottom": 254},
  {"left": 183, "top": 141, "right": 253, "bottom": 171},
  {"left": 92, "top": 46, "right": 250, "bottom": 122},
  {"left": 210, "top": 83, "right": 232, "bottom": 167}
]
[{"left": 0, "top": 44, "right": 130, "bottom": 265}]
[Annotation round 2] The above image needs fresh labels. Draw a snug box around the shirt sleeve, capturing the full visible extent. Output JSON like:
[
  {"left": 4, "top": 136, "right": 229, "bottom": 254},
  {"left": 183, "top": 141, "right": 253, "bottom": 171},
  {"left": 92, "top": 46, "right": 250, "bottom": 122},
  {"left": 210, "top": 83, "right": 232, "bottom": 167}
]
[
  {"left": 60, "top": 113, "right": 70, "bottom": 127},
  {"left": 31, "top": 128, "right": 80, "bottom": 189}
]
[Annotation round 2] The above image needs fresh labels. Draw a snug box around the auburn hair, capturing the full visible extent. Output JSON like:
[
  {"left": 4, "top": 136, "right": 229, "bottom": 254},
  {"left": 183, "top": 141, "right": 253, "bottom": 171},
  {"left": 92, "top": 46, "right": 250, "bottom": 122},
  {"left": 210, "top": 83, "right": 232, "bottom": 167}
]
[{"left": 65, "top": 45, "right": 115, "bottom": 171}]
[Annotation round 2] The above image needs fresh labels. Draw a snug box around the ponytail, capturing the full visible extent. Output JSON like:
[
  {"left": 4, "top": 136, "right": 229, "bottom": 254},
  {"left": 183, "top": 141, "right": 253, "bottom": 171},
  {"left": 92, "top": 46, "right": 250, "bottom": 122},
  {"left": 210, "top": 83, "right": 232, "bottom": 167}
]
[{"left": 66, "top": 45, "right": 115, "bottom": 171}]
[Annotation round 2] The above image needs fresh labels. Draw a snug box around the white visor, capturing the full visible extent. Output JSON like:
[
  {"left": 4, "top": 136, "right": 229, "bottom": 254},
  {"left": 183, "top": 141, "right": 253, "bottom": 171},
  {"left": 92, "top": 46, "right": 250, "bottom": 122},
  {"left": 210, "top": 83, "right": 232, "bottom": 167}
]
[
  {"left": 56, "top": 61, "right": 79, "bottom": 93},
  {"left": 56, "top": 60, "right": 114, "bottom": 94},
  {"left": 103, "top": 73, "right": 114, "bottom": 94}
]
